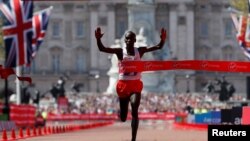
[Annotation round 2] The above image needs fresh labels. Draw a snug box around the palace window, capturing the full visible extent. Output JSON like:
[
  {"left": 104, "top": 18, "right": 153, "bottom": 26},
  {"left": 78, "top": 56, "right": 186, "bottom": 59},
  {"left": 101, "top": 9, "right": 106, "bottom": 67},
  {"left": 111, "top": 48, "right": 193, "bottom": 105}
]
[
  {"left": 200, "top": 21, "right": 209, "bottom": 38},
  {"left": 76, "top": 21, "right": 84, "bottom": 37},
  {"left": 76, "top": 55, "right": 85, "bottom": 73},
  {"left": 224, "top": 19, "right": 233, "bottom": 38},
  {"left": 52, "top": 55, "right": 60, "bottom": 73},
  {"left": 52, "top": 21, "right": 61, "bottom": 37}
]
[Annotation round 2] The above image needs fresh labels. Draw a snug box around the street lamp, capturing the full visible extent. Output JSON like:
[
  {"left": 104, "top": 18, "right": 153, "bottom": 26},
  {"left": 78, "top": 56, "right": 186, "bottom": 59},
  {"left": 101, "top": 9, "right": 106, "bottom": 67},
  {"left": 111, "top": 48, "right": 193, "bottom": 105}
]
[
  {"left": 95, "top": 74, "right": 100, "bottom": 93},
  {"left": 186, "top": 74, "right": 190, "bottom": 93}
]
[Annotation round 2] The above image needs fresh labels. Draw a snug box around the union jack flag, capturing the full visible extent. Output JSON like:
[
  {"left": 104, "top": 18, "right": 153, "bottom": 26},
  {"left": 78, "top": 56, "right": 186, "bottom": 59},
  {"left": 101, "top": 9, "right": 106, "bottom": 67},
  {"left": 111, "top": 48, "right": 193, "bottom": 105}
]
[
  {"left": 229, "top": 7, "right": 250, "bottom": 60},
  {"left": 237, "top": 15, "right": 250, "bottom": 60},
  {"left": 0, "top": 0, "right": 33, "bottom": 68},
  {"left": 31, "top": 6, "right": 52, "bottom": 60}
]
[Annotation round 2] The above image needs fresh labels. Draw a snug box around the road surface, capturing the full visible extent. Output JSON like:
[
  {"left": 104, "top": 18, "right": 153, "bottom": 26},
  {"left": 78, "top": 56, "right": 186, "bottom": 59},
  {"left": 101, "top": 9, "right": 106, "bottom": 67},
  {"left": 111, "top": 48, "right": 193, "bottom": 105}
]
[{"left": 22, "top": 120, "right": 207, "bottom": 141}]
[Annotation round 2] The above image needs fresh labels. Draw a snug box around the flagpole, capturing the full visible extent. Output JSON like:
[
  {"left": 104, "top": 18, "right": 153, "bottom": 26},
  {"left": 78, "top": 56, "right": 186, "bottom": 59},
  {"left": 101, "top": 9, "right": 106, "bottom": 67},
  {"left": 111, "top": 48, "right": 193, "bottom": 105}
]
[
  {"left": 3, "top": 78, "right": 9, "bottom": 120},
  {"left": 16, "top": 66, "right": 21, "bottom": 105},
  {"left": 249, "top": 0, "right": 250, "bottom": 13},
  {"left": 0, "top": 12, "right": 8, "bottom": 120}
]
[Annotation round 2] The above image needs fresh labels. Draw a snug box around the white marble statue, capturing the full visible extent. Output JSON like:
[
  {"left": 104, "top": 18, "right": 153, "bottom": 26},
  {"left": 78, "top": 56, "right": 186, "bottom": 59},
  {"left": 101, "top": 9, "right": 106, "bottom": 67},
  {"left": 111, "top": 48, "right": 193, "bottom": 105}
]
[
  {"left": 136, "top": 28, "right": 147, "bottom": 46},
  {"left": 135, "top": 27, "right": 155, "bottom": 60}
]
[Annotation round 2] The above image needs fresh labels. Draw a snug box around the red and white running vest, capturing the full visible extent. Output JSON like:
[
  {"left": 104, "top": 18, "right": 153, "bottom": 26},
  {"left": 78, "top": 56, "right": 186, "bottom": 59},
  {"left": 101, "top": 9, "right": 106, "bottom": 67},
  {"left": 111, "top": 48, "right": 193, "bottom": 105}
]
[{"left": 118, "top": 47, "right": 141, "bottom": 80}]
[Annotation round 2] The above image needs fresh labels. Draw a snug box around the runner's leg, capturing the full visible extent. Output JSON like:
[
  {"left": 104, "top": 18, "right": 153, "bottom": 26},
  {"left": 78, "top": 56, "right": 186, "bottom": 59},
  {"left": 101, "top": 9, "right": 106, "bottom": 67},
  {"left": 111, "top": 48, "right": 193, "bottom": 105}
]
[
  {"left": 119, "top": 97, "right": 129, "bottom": 122},
  {"left": 130, "top": 93, "right": 141, "bottom": 141}
]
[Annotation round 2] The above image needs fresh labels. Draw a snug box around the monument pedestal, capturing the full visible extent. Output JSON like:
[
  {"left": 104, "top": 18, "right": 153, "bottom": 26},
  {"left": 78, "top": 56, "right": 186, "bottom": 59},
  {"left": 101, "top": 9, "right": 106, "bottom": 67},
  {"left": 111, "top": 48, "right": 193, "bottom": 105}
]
[
  {"left": 105, "top": 72, "right": 118, "bottom": 94},
  {"left": 142, "top": 71, "right": 174, "bottom": 93}
]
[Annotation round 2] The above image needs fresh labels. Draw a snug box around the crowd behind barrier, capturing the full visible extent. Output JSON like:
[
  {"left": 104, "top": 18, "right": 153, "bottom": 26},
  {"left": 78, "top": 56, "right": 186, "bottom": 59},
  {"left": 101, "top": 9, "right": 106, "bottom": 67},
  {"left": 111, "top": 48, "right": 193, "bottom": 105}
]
[
  {"left": 1, "top": 92, "right": 249, "bottom": 129},
  {"left": 37, "top": 92, "right": 249, "bottom": 122}
]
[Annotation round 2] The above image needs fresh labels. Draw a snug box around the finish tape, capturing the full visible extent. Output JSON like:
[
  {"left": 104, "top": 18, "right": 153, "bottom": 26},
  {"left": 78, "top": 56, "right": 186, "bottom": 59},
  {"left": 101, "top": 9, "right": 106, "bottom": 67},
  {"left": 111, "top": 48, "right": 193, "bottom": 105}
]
[{"left": 119, "top": 60, "right": 250, "bottom": 73}]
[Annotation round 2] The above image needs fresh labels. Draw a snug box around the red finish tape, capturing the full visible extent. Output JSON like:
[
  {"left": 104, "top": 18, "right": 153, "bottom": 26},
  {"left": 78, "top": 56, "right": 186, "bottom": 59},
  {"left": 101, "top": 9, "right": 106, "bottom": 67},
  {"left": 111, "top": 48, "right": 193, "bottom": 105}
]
[{"left": 119, "top": 60, "right": 250, "bottom": 73}]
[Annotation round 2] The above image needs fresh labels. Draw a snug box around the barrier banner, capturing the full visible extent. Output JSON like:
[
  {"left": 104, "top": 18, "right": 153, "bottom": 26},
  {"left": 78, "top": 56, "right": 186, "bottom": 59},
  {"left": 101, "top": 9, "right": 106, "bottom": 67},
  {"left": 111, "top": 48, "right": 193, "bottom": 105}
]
[
  {"left": 174, "top": 114, "right": 187, "bottom": 123},
  {"left": 186, "top": 114, "right": 195, "bottom": 123},
  {"left": 47, "top": 113, "right": 179, "bottom": 121},
  {"left": 231, "top": 106, "right": 242, "bottom": 125},
  {"left": 194, "top": 112, "right": 212, "bottom": 124},
  {"left": 210, "top": 111, "right": 221, "bottom": 124},
  {"left": 242, "top": 106, "right": 250, "bottom": 125},
  {"left": 119, "top": 60, "right": 250, "bottom": 73},
  {"left": 9, "top": 104, "right": 36, "bottom": 127},
  {"left": 221, "top": 109, "right": 232, "bottom": 124}
]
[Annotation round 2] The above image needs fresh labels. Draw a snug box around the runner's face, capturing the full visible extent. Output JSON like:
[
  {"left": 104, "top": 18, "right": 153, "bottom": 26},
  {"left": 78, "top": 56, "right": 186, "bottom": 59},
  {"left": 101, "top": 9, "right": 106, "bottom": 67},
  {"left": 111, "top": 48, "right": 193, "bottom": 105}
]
[{"left": 125, "top": 32, "right": 136, "bottom": 47}]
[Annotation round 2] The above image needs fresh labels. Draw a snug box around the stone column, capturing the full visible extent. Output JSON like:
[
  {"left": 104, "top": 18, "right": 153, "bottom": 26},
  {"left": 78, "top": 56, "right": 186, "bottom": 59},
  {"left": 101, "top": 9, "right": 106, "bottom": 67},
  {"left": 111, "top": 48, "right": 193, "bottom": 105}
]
[
  {"left": 107, "top": 4, "right": 115, "bottom": 45},
  {"left": 105, "top": 4, "right": 117, "bottom": 94},
  {"left": 186, "top": 3, "right": 194, "bottom": 60},
  {"left": 169, "top": 4, "right": 178, "bottom": 59},
  {"left": 186, "top": 3, "right": 195, "bottom": 92},
  {"left": 89, "top": 4, "right": 99, "bottom": 69},
  {"left": 98, "top": 3, "right": 115, "bottom": 70}
]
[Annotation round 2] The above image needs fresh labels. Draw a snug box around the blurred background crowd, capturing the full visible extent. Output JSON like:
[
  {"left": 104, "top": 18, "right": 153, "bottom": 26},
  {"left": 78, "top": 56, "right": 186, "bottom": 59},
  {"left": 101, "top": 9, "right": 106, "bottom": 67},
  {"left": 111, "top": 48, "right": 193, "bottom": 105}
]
[{"left": 37, "top": 91, "right": 247, "bottom": 118}]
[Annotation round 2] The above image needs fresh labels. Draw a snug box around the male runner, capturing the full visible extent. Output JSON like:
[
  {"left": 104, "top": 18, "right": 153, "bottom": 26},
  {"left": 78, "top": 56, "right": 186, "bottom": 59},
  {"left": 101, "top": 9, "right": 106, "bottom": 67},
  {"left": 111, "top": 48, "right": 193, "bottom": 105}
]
[{"left": 95, "top": 27, "right": 166, "bottom": 141}]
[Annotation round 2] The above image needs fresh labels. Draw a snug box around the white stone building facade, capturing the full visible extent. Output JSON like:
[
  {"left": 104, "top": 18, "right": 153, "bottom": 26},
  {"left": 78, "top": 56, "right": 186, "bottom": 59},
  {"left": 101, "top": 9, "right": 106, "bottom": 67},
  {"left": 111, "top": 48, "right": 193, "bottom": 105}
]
[{"left": 1, "top": 0, "right": 248, "bottom": 95}]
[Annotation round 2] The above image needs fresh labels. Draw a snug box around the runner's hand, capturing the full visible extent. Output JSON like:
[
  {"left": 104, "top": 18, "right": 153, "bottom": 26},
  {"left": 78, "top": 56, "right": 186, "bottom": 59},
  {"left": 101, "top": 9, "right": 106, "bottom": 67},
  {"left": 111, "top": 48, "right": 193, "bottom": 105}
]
[
  {"left": 95, "top": 27, "right": 104, "bottom": 39},
  {"left": 160, "top": 28, "right": 167, "bottom": 41}
]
